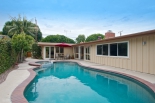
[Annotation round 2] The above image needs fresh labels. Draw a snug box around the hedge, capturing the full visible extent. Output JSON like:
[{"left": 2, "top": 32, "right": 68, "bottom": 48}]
[{"left": 0, "top": 39, "right": 17, "bottom": 74}]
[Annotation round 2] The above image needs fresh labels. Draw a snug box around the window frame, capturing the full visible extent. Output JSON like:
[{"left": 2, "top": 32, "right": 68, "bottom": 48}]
[{"left": 96, "top": 41, "right": 129, "bottom": 58}]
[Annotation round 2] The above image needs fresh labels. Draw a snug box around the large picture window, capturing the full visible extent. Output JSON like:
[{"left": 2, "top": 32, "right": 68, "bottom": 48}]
[
  {"left": 118, "top": 42, "right": 128, "bottom": 56},
  {"left": 96, "top": 42, "right": 128, "bottom": 57},
  {"left": 110, "top": 43, "right": 117, "bottom": 56},
  {"left": 103, "top": 44, "right": 108, "bottom": 55}
]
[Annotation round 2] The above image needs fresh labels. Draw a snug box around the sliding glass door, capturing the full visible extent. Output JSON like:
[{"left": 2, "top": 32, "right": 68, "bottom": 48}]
[
  {"left": 85, "top": 46, "right": 90, "bottom": 60},
  {"left": 45, "top": 46, "right": 55, "bottom": 59},
  {"left": 45, "top": 47, "right": 49, "bottom": 58},
  {"left": 50, "top": 47, "right": 54, "bottom": 58}
]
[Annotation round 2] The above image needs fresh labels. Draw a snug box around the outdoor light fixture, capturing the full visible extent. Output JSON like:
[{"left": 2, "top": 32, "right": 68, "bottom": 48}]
[{"left": 142, "top": 41, "right": 146, "bottom": 45}]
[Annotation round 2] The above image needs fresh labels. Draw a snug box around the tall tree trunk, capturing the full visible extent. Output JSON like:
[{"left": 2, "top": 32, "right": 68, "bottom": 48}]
[
  {"left": 16, "top": 52, "right": 20, "bottom": 63},
  {"left": 20, "top": 49, "right": 23, "bottom": 62}
]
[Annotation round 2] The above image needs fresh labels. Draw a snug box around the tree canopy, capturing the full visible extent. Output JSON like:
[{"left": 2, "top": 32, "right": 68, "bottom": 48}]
[
  {"left": 75, "top": 34, "right": 85, "bottom": 43},
  {"left": 85, "top": 33, "right": 104, "bottom": 42},
  {"left": 41, "top": 34, "right": 75, "bottom": 43},
  {"left": 2, "top": 15, "right": 42, "bottom": 41}
]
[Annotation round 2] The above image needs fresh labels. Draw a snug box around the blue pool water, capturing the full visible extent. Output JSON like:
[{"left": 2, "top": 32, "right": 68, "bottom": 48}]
[{"left": 24, "top": 62, "right": 155, "bottom": 103}]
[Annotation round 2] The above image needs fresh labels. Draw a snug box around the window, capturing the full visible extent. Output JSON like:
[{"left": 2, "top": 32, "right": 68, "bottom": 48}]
[
  {"left": 56, "top": 47, "right": 59, "bottom": 53},
  {"left": 103, "top": 44, "right": 108, "bottom": 55},
  {"left": 110, "top": 43, "right": 117, "bottom": 56},
  {"left": 118, "top": 42, "right": 128, "bottom": 56},
  {"left": 96, "top": 41, "right": 128, "bottom": 57},
  {"left": 56, "top": 47, "right": 64, "bottom": 54},
  {"left": 60, "top": 47, "right": 64, "bottom": 53},
  {"left": 97, "top": 45, "right": 102, "bottom": 55}
]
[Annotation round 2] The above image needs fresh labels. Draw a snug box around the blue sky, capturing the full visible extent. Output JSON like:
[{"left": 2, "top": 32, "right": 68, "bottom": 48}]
[{"left": 0, "top": 0, "right": 155, "bottom": 39}]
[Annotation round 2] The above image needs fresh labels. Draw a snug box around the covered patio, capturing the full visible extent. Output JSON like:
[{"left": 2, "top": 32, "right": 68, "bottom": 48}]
[{"left": 37, "top": 42, "right": 74, "bottom": 60}]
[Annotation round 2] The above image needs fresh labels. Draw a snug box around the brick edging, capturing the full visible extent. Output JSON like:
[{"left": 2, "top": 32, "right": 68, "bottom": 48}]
[
  {"left": 28, "top": 62, "right": 41, "bottom": 66},
  {"left": 11, "top": 61, "right": 155, "bottom": 103},
  {"left": 11, "top": 68, "right": 37, "bottom": 103}
]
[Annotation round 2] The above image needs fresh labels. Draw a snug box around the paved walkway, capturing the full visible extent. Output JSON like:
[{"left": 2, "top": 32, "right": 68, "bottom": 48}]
[
  {"left": 0, "top": 58, "right": 155, "bottom": 103},
  {"left": 0, "top": 58, "right": 42, "bottom": 103}
]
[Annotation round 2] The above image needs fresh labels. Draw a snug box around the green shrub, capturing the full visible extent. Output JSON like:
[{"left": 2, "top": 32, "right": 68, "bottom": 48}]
[
  {"left": 32, "top": 43, "right": 42, "bottom": 59},
  {"left": 0, "top": 39, "right": 17, "bottom": 74}
]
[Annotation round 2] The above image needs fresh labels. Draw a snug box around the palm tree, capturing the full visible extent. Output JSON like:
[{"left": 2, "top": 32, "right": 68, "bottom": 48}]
[{"left": 5, "top": 15, "right": 39, "bottom": 38}]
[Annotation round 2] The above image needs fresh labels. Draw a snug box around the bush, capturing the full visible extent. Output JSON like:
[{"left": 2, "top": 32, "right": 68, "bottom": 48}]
[
  {"left": 11, "top": 33, "right": 35, "bottom": 62},
  {"left": 32, "top": 43, "right": 42, "bottom": 59},
  {"left": 0, "top": 39, "right": 17, "bottom": 74}
]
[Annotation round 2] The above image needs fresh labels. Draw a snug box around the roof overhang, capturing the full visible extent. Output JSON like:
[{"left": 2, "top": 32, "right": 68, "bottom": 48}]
[
  {"left": 38, "top": 42, "right": 75, "bottom": 46},
  {"left": 72, "top": 29, "right": 155, "bottom": 46}
]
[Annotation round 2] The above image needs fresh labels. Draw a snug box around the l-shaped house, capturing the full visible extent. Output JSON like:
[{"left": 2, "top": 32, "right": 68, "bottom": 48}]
[{"left": 38, "top": 30, "right": 155, "bottom": 75}]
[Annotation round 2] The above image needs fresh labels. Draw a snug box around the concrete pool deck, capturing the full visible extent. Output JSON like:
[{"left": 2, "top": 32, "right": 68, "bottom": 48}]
[{"left": 0, "top": 58, "right": 155, "bottom": 103}]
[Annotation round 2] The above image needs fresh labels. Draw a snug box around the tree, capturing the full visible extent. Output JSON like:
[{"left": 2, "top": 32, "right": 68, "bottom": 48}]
[
  {"left": 0, "top": 31, "right": 2, "bottom": 34},
  {"left": 2, "top": 15, "right": 42, "bottom": 41},
  {"left": 0, "top": 38, "right": 17, "bottom": 74},
  {"left": 75, "top": 34, "right": 85, "bottom": 43},
  {"left": 36, "top": 30, "right": 42, "bottom": 41},
  {"left": 85, "top": 33, "right": 104, "bottom": 42},
  {"left": 32, "top": 43, "right": 42, "bottom": 59},
  {"left": 12, "top": 32, "right": 34, "bottom": 62},
  {"left": 41, "top": 34, "right": 75, "bottom": 43}
]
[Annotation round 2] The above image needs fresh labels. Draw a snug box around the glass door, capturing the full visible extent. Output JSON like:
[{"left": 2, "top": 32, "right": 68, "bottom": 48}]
[
  {"left": 45, "top": 47, "right": 49, "bottom": 58},
  {"left": 51, "top": 47, "right": 54, "bottom": 59},
  {"left": 80, "top": 46, "right": 84, "bottom": 59},
  {"left": 75, "top": 47, "right": 79, "bottom": 59},
  {"left": 45, "top": 46, "right": 55, "bottom": 59},
  {"left": 85, "top": 46, "right": 90, "bottom": 60}
]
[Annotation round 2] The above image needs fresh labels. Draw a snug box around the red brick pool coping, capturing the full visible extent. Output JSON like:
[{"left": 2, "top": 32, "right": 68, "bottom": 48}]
[
  {"left": 11, "top": 61, "right": 155, "bottom": 103},
  {"left": 11, "top": 68, "right": 37, "bottom": 103},
  {"left": 28, "top": 62, "right": 41, "bottom": 66}
]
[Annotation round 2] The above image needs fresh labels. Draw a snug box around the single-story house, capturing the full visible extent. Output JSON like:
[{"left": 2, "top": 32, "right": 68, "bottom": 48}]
[{"left": 38, "top": 30, "right": 155, "bottom": 75}]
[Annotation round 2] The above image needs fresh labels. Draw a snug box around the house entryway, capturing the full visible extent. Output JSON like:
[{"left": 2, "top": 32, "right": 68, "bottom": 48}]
[
  {"left": 45, "top": 47, "right": 55, "bottom": 60},
  {"left": 80, "top": 46, "right": 84, "bottom": 60}
]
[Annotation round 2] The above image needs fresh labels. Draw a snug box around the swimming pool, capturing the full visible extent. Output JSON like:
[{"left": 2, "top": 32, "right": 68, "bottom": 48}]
[{"left": 24, "top": 62, "right": 155, "bottom": 103}]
